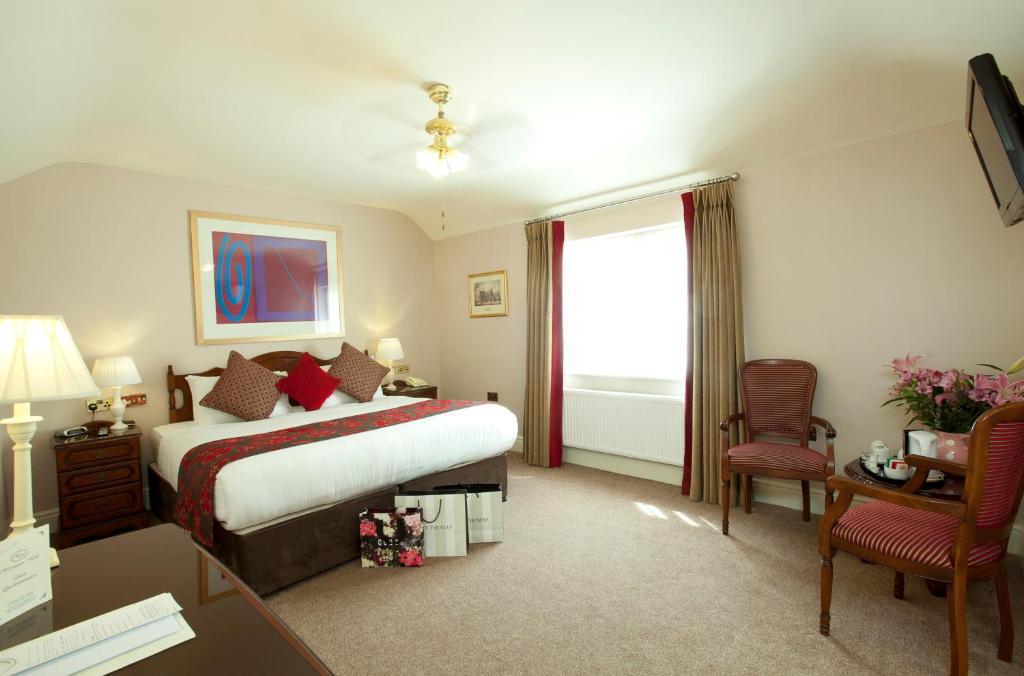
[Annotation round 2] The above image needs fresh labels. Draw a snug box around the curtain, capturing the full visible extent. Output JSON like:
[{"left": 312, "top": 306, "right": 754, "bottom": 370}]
[
  {"left": 523, "top": 219, "right": 565, "bottom": 467},
  {"left": 684, "top": 182, "right": 745, "bottom": 502}
]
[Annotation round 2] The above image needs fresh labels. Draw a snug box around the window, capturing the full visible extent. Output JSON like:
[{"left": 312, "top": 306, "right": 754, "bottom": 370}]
[{"left": 562, "top": 223, "right": 687, "bottom": 394}]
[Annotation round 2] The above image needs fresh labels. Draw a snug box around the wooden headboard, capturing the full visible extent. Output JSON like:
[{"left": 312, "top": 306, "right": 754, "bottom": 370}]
[{"left": 166, "top": 350, "right": 340, "bottom": 423}]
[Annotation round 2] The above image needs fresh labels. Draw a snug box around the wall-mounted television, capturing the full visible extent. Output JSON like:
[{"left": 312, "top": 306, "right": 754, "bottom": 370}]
[{"left": 966, "top": 53, "right": 1024, "bottom": 227}]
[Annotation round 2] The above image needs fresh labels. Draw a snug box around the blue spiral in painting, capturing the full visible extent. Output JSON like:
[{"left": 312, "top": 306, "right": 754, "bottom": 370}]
[{"left": 214, "top": 236, "right": 251, "bottom": 322}]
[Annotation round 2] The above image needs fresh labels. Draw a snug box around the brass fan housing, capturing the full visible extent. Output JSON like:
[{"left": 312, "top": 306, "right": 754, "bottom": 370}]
[{"left": 424, "top": 83, "right": 456, "bottom": 137}]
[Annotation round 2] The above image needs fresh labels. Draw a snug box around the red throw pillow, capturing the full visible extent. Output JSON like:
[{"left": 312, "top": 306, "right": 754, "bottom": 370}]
[
  {"left": 328, "top": 342, "right": 390, "bottom": 403},
  {"left": 276, "top": 352, "right": 341, "bottom": 411},
  {"left": 199, "top": 351, "right": 283, "bottom": 421}
]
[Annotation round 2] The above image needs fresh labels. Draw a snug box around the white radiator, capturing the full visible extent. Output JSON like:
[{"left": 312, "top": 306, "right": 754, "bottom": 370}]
[{"left": 562, "top": 389, "right": 685, "bottom": 466}]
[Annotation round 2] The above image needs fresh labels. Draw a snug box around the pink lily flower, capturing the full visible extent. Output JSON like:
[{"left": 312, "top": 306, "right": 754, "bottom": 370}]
[{"left": 889, "top": 353, "right": 923, "bottom": 374}]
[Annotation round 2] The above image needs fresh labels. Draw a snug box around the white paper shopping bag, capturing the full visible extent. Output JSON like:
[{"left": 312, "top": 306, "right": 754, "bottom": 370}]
[
  {"left": 435, "top": 483, "right": 504, "bottom": 543},
  {"left": 394, "top": 490, "right": 468, "bottom": 557}
]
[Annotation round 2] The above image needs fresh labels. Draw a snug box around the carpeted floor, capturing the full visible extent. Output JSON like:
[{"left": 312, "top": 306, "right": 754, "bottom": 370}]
[{"left": 267, "top": 453, "right": 1024, "bottom": 675}]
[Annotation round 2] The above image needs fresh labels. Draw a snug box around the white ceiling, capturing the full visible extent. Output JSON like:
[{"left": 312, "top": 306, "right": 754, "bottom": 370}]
[{"left": 2, "top": 1, "right": 1022, "bottom": 239}]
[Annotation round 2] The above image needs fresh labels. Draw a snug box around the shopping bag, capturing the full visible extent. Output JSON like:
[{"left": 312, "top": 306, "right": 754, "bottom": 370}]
[
  {"left": 434, "top": 483, "right": 504, "bottom": 543},
  {"left": 359, "top": 507, "right": 424, "bottom": 568},
  {"left": 394, "top": 490, "right": 468, "bottom": 557}
]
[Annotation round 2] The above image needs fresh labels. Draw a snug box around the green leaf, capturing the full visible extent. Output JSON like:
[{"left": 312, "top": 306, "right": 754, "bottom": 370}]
[{"left": 977, "top": 363, "right": 1005, "bottom": 373}]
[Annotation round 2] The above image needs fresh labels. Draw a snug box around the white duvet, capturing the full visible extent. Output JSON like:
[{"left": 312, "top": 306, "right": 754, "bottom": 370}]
[{"left": 153, "top": 396, "right": 517, "bottom": 533}]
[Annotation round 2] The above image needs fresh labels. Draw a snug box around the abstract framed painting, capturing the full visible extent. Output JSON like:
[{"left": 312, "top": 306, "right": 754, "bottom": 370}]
[
  {"left": 189, "top": 211, "right": 345, "bottom": 345},
  {"left": 468, "top": 269, "right": 509, "bottom": 318}
]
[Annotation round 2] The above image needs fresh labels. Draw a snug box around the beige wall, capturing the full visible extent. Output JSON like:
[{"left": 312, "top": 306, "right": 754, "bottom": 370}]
[
  {"left": 0, "top": 162, "right": 440, "bottom": 522},
  {"left": 435, "top": 120, "right": 1024, "bottom": 502},
  {"left": 434, "top": 223, "right": 527, "bottom": 427}
]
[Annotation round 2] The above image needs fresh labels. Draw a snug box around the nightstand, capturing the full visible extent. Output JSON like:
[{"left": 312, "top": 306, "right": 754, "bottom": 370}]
[
  {"left": 382, "top": 380, "right": 438, "bottom": 399},
  {"left": 52, "top": 427, "right": 147, "bottom": 548}
]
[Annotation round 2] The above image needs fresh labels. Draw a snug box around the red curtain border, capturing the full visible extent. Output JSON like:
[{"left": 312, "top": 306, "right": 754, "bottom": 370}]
[
  {"left": 548, "top": 220, "right": 565, "bottom": 468},
  {"left": 681, "top": 193, "right": 695, "bottom": 494}
]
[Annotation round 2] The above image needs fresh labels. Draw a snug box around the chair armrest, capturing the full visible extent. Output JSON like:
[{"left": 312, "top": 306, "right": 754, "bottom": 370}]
[
  {"left": 809, "top": 416, "right": 836, "bottom": 439},
  {"left": 719, "top": 412, "right": 744, "bottom": 432},
  {"left": 904, "top": 454, "right": 967, "bottom": 476},
  {"left": 825, "top": 475, "right": 965, "bottom": 517},
  {"left": 809, "top": 416, "right": 837, "bottom": 475}
]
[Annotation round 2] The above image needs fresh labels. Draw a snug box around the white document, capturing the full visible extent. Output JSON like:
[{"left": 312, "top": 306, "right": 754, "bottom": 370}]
[
  {"left": 0, "top": 528, "right": 51, "bottom": 628},
  {"left": 0, "top": 593, "right": 195, "bottom": 676}
]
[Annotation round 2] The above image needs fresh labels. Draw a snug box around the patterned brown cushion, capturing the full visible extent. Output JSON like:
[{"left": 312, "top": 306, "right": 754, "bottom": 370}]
[
  {"left": 328, "top": 342, "right": 390, "bottom": 403},
  {"left": 199, "top": 351, "right": 283, "bottom": 421}
]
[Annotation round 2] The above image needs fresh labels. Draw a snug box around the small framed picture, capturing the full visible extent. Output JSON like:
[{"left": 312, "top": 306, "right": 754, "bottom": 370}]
[{"left": 468, "top": 270, "right": 509, "bottom": 318}]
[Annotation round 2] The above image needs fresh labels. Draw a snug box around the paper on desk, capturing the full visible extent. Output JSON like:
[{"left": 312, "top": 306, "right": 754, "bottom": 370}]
[
  {"left": 0, "top": 527, "right": 52, "bottom": 628},
  {"left": 0, "top": 593, "right": 195, "bottom": 676}
]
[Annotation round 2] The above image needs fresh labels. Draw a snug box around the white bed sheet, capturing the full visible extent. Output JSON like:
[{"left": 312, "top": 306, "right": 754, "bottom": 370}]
[{"left": 153, "top": 397, "right": 517, "bottom": 532}]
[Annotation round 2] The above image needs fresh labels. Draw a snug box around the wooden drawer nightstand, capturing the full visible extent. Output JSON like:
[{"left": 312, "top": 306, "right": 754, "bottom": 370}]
[
  {"left": 382, "top": 380, "right": 438, "bottom": 399},
  {"left": 52, "top": 427, "right": 147, "bottom": 548}
]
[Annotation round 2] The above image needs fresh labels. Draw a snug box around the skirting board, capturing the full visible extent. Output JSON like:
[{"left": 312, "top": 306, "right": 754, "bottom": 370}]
[{"left": 517, "top": 438, "right": 1024, "bottom": 559}]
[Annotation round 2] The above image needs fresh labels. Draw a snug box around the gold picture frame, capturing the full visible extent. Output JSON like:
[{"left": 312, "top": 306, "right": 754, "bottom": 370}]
[
  {"left": 189, "top": 211, "right": 345, "bottom": 345},
  {"left": 468, "top": 269, "right": 509, "bottom": 318}
]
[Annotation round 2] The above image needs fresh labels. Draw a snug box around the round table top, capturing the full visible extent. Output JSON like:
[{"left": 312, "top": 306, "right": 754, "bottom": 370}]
[{"left": 843, "top": 458, "right": 963, "bottom": 500}]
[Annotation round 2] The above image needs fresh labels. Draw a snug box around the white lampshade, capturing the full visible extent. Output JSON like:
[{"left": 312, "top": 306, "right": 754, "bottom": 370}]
[
  {"left": 91, "top": 355, "right": 142, "bottom": 388},
  {"left": 416, "top": 147, "right": 469, "bottom": 179},
  {"left": 0, "top": 315, "right": 99, "bottom": 403},
  {"left": 375, "top": 338, "right": 405, "bottom": 362}
]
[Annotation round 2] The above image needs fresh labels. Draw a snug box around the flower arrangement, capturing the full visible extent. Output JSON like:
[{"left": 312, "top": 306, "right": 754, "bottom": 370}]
[{"left": 884, "top": 354, "right": 1024, "bottom": 433}]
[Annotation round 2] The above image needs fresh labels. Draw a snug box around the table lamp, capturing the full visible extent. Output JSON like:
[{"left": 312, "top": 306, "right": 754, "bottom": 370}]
[
  {"left": 91, "top": 356, "right": 141, "bottom": 430},
  {"left": 375, "top": 338, "right": 405, "bottom": 391},
  {"left": 0, "top": 315, "right": 99, "bottom": 567}
]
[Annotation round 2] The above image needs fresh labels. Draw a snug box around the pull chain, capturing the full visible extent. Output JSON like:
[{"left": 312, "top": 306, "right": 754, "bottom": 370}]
[{"left": 440, "top": 178, "right": 447, "bottom": 232}]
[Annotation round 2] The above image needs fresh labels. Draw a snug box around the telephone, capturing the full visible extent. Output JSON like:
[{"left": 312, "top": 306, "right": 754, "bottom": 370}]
[{"left": 403, "top": 376, "right": 428, "bottom": 387}]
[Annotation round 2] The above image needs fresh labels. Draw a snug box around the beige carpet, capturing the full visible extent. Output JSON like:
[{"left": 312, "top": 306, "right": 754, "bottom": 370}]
[{"left": 267, "top": 454, "right": 1024, "bottom": 675}]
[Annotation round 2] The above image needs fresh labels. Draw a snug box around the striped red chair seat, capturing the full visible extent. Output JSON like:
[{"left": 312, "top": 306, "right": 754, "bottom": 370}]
[
  {"left": 833, "top": 500, "right": 1003, "bottom": 568},
  {"left": 726, "top": 442, "right": 827, "bottom": 475}
]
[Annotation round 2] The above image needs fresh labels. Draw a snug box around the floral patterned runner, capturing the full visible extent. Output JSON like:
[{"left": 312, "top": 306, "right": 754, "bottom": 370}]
[{"left": 174, "top": 399, "right": 485, "bottom": 547}]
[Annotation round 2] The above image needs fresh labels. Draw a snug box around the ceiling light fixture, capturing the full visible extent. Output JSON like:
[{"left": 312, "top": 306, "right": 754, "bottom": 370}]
[{"left": 416, "top": 83, "right": 469, "bottom": 179}]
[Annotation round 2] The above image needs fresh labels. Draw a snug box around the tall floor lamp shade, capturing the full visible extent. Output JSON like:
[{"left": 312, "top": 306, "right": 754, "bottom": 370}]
[{"left": 0, "top": 315, "right": 98, "bottom": 567}]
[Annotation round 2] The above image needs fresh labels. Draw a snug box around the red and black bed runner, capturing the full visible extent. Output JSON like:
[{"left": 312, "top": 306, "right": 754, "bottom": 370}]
[{"left": 174, "top": 399, "right": 485, "bottom": 547}]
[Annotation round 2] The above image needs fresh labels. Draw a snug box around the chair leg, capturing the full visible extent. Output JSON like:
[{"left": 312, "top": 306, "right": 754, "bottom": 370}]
[
  {"left": 801, "top": 480, "right": 811, "bottom": 522},
  {"left": 894, "top": 571, "right": 905, "bottom": 600},
  {"left": 996, "top": 567, "right": 1014, "bottom": 662},
  {"left": 721, "top": 475, "right": 730, "bottom": 536},
  {"left": 820, "top": 556, "right": 833, "bottom": 636},
  {"left": 947, "top": 570, "right": 968, "bottom": 676},
  {"left": 743, "top": 474, "right": 753, "bottom": 513}
]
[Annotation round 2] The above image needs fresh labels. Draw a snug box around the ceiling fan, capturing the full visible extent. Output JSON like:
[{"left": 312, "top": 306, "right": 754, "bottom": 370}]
[
  {"left": 415, "top": 83, "right": 468, "bottom": 178},
  {"left": 340, "top": 83, "right": 533, "bottom": 176}
]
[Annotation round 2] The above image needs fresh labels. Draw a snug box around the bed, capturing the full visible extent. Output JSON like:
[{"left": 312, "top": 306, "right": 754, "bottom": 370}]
[{"left": 150, "top": 350, "right": 516, "bottom": 594}]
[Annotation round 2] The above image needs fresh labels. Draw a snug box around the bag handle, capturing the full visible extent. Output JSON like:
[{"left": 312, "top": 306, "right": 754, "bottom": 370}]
[{"left": 418, "top": 498, "right": 444, "bottom": 524}]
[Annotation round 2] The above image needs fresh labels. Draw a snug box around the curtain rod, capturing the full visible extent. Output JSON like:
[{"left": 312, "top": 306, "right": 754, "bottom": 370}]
[{"left": 522, "top": 172, "right": 740, "bottom": 226}]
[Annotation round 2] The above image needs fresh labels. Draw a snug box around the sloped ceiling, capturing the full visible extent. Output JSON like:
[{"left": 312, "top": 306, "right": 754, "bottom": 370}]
[{"left": 1, "top": 1, "right": 1022, "bottom": 238}]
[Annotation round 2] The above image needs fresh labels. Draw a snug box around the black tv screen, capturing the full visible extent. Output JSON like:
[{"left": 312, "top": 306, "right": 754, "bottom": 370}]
[{"left": 966, "top": 53, "right": 1024, "bottom": 227}]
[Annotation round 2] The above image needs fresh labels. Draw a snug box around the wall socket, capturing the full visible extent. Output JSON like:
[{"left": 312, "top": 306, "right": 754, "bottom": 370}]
[
  {"left": 394, "top": 363, "right": 411, "bottom": 375},
  {"left": 487, "top": 392, "right": 498, "bottom": 402},
  {"left": 85, "top": 393, "right": 147, "bottom": 411},
  {"left": 86, "top": 397, "right": 112, "bottom": 412}
]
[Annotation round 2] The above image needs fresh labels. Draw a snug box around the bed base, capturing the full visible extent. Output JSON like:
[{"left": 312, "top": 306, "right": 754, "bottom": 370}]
[{"left": 149, "top": 453, "right": 508, "bottom": 595}]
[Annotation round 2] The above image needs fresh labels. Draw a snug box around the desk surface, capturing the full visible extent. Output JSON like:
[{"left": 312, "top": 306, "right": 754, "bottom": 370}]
[{"left": 0, "top": 524, "right": 327, "bottom": 675}]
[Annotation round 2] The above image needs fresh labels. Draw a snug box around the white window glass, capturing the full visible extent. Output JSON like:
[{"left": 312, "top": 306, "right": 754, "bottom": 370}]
[{"left": 563, "top": 223, "right": 687, "bottom": 385}]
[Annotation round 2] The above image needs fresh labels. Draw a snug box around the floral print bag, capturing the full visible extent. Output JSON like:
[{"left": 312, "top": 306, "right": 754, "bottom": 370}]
[{"left": 359, "top": 507, "right": 425, "bottom": 568}]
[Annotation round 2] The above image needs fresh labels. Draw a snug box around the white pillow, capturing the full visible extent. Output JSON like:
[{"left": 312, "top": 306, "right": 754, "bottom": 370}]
[
  {"left": 317, "top": 365, "right": 384, "bottom": 407},
  {"left": 186, "top": 373, "right": 291, "bottom": 425}
]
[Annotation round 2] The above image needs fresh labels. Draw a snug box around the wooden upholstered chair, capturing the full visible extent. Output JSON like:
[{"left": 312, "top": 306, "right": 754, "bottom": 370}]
[
  {"left": 819, "top": 402, "right": 1024, "bottom": 676},
  {"left": 719, "top": 359, "right": 836, "bottom": 534}
]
